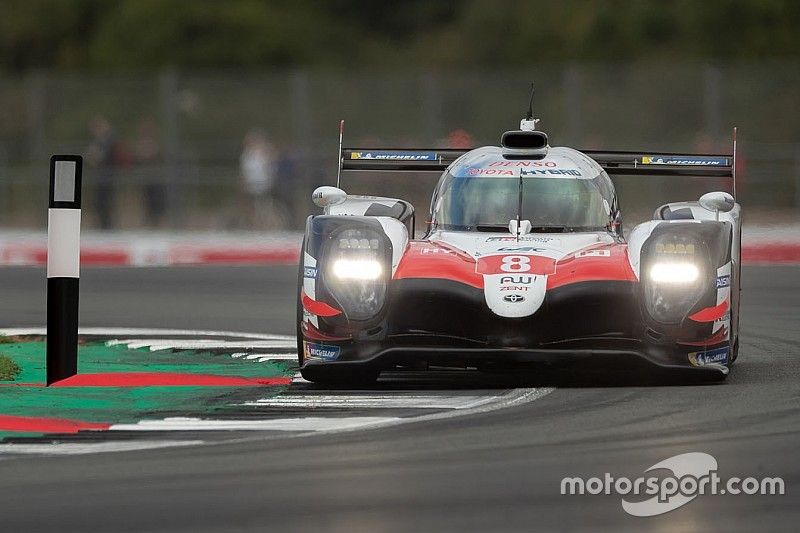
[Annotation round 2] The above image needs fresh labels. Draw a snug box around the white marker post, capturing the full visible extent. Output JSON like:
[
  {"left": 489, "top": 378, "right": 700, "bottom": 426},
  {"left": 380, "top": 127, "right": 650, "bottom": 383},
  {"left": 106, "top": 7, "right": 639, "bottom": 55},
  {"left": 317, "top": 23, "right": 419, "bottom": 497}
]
[{"left": 47, "top": 155, "right": 82, "bottom": 385}]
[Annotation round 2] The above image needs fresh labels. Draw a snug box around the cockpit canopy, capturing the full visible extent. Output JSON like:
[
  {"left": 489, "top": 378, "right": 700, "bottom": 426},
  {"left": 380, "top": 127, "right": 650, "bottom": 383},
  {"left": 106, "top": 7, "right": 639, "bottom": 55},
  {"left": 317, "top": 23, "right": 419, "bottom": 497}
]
[{"left": 430, "top": 146, "right": 616, "bottom": 232}]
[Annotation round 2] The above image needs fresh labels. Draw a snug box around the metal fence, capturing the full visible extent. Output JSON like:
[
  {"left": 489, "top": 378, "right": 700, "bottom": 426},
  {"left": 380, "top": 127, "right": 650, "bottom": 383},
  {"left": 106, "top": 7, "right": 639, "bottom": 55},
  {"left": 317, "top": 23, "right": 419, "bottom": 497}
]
[{"left": 1, "top": 63, "right": 799, "bottom": 230}]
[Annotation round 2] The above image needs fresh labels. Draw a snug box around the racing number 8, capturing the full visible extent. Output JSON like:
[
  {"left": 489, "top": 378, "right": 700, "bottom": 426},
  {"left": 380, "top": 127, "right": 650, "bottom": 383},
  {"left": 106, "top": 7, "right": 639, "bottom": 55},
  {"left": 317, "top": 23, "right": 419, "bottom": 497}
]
[{"left": 500, "top": 255, "right": 531, "bottom": 272}]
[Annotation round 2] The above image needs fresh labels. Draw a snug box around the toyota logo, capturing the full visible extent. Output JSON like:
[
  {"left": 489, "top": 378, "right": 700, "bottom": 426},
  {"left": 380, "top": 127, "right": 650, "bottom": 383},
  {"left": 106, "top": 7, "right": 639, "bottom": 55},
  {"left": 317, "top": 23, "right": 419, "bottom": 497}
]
[{"left": 503, "top": 294, "right": 525, "bottom": 303}]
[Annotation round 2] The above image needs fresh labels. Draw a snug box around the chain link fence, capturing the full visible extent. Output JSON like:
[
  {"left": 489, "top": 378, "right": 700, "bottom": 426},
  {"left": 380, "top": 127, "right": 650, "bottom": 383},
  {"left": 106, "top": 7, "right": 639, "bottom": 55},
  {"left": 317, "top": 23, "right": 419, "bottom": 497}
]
[{"left": 1, "top": 63, "right": 799, "bottom": 231}]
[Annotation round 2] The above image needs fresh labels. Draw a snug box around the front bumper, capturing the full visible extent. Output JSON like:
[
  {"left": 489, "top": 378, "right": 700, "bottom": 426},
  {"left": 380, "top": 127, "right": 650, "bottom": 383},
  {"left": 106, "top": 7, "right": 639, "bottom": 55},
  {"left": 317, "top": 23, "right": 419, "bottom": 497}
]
[
  {"left": 301, "top": 278, "right": 730, "bottom": 378},
  {"left": 301, "top": 341, "right": 730, "bottom": 378}
]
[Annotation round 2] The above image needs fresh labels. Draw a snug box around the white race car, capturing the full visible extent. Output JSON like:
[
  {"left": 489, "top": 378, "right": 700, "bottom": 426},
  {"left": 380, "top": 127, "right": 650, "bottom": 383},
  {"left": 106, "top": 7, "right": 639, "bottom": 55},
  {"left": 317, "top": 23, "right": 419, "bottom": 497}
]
[{"left": 296, "top": 100, "right": 740, "bottom": 386}]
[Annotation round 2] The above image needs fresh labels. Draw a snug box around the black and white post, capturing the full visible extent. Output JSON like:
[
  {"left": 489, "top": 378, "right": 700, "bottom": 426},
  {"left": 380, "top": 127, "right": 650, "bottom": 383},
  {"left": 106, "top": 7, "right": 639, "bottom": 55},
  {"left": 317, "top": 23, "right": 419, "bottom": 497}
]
[{"left": 46, "top": 155, "right": 82, "bottom": 385}]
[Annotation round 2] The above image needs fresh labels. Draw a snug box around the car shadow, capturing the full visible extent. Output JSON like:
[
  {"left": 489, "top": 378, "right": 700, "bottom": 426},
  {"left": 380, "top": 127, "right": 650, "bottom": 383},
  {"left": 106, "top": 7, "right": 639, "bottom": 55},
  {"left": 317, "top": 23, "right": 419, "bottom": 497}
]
[{"left": 305, "top": 364, "right": 726, "bottom": 391}]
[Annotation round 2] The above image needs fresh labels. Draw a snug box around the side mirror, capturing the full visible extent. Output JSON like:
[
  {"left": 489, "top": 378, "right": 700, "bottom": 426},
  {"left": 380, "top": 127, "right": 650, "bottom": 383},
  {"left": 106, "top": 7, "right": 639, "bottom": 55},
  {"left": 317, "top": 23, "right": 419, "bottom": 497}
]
[
  {"left": 699, "top": 191, "right": 735, "bottom": 215},
  {"left": 312, "top": 186, "right": 347, "bottom": 208}
]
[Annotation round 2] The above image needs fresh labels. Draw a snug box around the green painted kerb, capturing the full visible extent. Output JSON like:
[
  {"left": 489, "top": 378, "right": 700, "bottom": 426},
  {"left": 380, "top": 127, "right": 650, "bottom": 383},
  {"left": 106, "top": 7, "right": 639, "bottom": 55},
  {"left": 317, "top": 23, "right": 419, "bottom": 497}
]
[{"left": 0, "top": 339, "right": 296, "bottom": 441}]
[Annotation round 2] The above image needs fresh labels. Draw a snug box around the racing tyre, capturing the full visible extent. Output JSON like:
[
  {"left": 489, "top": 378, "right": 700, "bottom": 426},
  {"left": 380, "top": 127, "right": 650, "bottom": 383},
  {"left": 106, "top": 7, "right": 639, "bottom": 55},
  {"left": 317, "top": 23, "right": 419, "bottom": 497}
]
[{"left": 300, "top": 365, "right": 379, "bottom": 388}]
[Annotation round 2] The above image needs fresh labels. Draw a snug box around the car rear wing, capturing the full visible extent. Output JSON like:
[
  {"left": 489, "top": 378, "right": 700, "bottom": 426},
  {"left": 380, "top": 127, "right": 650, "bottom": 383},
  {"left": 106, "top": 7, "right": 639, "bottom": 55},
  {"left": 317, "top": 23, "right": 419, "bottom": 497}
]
[
  {"left": 341, "top": 149, "right": 467, "bottom": 172},
  {"left": 340, "top": 129, "right": 738, "bottom": 195}
]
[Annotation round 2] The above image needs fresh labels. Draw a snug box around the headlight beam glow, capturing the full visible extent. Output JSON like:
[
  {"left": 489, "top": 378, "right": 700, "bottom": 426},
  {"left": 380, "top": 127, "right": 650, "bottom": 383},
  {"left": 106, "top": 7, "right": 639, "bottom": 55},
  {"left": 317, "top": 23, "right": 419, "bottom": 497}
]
[
  {"left": 332, "top": 258, "right": 383, "bottom": 280},
  {"left": 649, "top": 262, "right": 700, "bottom": 284}
]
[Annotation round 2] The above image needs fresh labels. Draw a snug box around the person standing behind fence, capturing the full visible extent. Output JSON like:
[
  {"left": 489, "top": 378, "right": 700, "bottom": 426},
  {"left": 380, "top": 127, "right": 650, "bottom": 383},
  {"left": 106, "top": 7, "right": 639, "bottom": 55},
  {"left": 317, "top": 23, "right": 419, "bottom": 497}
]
[
  {"left": 239, "top": 129, "right": 276, "bottom": 228},
  {"left": 134, "top": 118, "right": 166, "bottom": 227},
  {"left": 85, "top": 116, "right": 119, "bottom": 230}
]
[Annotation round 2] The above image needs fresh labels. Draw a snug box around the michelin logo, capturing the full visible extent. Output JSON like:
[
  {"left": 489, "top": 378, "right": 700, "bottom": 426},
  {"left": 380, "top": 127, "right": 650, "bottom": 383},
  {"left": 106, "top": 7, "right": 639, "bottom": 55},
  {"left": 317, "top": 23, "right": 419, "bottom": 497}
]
[
  {"left": 688, "top": 347, "right": 729, "bottom": 367},
  {"left": 350, "top": 151, "right": 437, "bottom": 161},
  {"left": 304, "top": 342, "right": 341, "bottom": 362},
  {"left": 642, "top": 156, "right": 729, "bottom": 166}
]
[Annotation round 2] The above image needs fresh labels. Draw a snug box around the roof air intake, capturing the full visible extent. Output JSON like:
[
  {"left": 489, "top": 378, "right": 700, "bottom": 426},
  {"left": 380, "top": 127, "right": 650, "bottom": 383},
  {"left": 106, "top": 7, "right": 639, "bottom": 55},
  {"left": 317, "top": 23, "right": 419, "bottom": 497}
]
[{"left": 501, "top": 130, "right": 549, "bottom": 158}]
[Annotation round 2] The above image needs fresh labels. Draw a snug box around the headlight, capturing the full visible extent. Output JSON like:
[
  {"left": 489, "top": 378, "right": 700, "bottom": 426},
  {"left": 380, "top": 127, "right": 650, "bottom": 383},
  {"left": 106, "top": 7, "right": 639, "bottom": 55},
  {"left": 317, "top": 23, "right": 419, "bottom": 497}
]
[
  {"left": 332, "top": 258, "right": 382, "bottom": 280},
  {"left": 323, "top": 227, "right": 391, "bottom": 321},
  {"left": 649, "top": 262, "right": 699, "bottom": 284},
  {"left": 643, "top": 235, "right": 707, "bottom": 325}
]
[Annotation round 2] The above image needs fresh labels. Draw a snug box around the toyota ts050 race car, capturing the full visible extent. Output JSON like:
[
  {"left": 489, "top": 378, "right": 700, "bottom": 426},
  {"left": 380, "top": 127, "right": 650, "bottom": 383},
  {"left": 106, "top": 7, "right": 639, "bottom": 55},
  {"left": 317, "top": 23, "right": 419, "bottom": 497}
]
[{"left": 296, "top": 107, "right": 741, "bottom": 386}]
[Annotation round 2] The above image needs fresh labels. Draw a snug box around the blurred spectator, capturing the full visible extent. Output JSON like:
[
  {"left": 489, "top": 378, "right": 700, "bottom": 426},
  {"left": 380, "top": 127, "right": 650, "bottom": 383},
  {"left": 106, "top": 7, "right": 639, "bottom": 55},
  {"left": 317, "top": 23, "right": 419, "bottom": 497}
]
[
  {"left": 134, "top": 118, "right": 166, "bottom": 227},
  {"left": 275, "top": 141, "right": 300, "bottom": 223},
  {"left": 85, "top": 116, "right": 119, "bottom": 230},
  {"left": 447, "top": 128, "right": 474, "bottom": 149},
  {"left": 239, "top": 129, "right": 277, "bottom": 227}
]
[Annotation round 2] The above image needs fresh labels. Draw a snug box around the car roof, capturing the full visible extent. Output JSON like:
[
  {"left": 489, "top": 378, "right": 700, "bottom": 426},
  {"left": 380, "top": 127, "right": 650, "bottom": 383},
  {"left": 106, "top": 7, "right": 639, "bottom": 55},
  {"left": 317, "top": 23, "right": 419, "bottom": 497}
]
[{"left": 448, "top": 145, "right": 605, "bottom": 180}]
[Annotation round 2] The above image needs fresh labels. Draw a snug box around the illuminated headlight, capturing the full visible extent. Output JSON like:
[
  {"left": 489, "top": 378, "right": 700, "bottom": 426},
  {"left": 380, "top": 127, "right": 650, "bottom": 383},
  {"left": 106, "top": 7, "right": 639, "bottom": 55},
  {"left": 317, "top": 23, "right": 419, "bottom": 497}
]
[
  {"left": 649, "top": 262, "right": 700, "bottom": 284},
  {"left": 332, "top": 258, "right": 382, "bottom": 280},
  {"left": 323, "top": 227, "right": 391, "bottom": 321},
  {"left": 643, "top": 236, "right": 707, "bottom": 324}
]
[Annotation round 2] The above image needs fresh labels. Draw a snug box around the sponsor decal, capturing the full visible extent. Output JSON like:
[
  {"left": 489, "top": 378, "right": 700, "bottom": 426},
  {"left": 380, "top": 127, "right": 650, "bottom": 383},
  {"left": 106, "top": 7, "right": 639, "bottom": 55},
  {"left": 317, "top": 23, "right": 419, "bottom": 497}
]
[
  {"left": 520, "top": 169, "right": 582, "bottom": 177},
  {"left": 641, "top": 156, "right": 730, "bottom": 166},
  {"left": 499, "top": 275, "right": 533, "bottom": 284},
  {"left": 466, "top": 167, "right": 518, "bottom": 176},
  {"left": 716, "top": 274, "right": 731, "bottom": 288},
  {"left": 420, "top": 247, "right": 454, "bottom": 254},
  {"left": 303, "top": 266, "right": 317, "bottom": 278},
  {"left": 503, "top": 294, "right": 525, "bottom": 303},
  {"left": 497, "top": 246, "right": 547, "bottom": 252},
  {"left": 576, "top": 249, "right": 611, "bottom": 258},
  {"left": 500, "top": 285, "right": 529, "bottom": 292},
  {"left": 304, "top": 341, "right": 341, "bottom": 362},
  {"left": 350, "top": 151, "right": 437, "bottom": 161},
  {"left": 688, "top": 346, "right": 729, "bottom": 367},
  {"left": 489, "top": 160, "right": 557, "bottom": 168},
  {"left": 486, "top": 236, "right": 554, "bottom": 242}
]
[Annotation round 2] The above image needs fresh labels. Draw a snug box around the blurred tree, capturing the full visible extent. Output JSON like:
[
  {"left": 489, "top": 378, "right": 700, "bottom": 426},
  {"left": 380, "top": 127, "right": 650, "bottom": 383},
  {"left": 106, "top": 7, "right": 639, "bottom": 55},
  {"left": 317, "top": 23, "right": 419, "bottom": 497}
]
[{"left": 1, "top": 0, "right": 799, "bottom": 71}]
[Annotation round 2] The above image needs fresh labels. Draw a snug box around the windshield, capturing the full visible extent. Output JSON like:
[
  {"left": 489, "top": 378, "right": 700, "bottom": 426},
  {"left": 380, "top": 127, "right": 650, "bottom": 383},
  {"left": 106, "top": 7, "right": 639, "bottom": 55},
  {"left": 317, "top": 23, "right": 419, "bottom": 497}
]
[{"left": 432, "top": 174, "right": 611, "bottom": 231}]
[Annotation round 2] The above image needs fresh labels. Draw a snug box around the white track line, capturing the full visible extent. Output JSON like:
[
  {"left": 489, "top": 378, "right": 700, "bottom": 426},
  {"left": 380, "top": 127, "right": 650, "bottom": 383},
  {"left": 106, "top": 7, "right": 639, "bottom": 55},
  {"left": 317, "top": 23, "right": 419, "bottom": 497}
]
[
  {"left": 246, "top": 353, "right": 297, "bottom": 361},
  {"left": 244, "top": 394, "right": 501, "bottom": 409},
  {"left": 110, "top": 417, "right": 398, "bottom": 432},
  {"left": 0, "top": 440, "right": 203, "bottom": 456},
  {"left": 105, "top": 339, "right": 296, "bottom": 351},
  {"left": 0, "top": 327, "right": 293, "bottom": 340},
  {"left": 109, "top": 388, "right": 553, "bottom": 437}
]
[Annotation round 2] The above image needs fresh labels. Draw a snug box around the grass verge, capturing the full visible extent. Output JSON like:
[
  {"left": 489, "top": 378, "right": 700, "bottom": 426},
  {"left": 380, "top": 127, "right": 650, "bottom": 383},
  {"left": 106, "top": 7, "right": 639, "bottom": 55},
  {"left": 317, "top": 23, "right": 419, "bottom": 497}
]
[{"left": 0, "top": 354, "right": 21, "bottom": 381}]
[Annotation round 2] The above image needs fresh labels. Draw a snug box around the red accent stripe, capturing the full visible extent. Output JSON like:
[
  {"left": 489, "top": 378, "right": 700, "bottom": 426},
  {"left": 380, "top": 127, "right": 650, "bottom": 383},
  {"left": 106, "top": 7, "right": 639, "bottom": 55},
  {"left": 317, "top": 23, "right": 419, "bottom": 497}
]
[
  {"left": 548, "top": 244, "right": 637, "bottom": 289},
  {"left": 50, "top": 372, "right": 291, "bottom": 387},
  {"left": 689, "top": 299, "right": 729, "bottom": 322},
  {"left": 302, "top": 292, "right": 342, "bottom": 317},
  {"left": 393, "top": 242, "right": 484, "bottom": 288},
  {"left": 0, "top": 415, "right": 110, "bottom": 433}
]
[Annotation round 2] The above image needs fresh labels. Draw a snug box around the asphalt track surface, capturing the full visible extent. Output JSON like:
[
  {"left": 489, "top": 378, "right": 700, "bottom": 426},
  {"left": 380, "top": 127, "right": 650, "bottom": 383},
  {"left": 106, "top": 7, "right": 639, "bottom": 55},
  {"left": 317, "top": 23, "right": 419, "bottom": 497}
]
[{"left": 0, "top": 265, "right": 798, "bottom": 532}]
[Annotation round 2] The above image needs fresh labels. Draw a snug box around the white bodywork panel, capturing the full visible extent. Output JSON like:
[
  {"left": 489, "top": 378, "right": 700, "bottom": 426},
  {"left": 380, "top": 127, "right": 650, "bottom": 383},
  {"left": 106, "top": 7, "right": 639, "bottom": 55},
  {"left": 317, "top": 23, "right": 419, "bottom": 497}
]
[
  {"left": 627, "top": 201, "right": 742, "bottom": 280},
  {"left": 325, "top": 195, "right": 402, "bottom": 216},
  {"left": 376, "top": 217, "right": 409, "bottom": 275}
]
